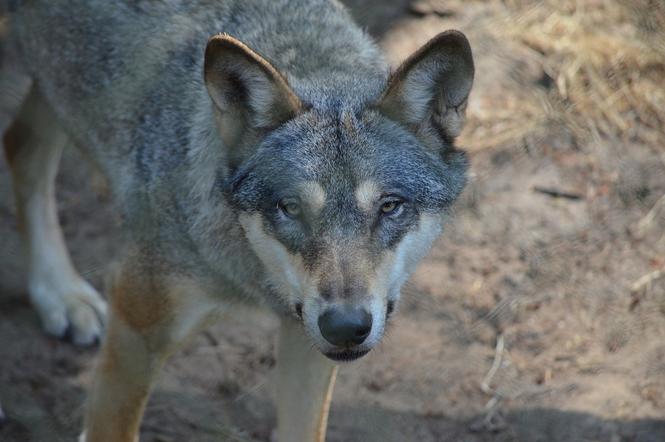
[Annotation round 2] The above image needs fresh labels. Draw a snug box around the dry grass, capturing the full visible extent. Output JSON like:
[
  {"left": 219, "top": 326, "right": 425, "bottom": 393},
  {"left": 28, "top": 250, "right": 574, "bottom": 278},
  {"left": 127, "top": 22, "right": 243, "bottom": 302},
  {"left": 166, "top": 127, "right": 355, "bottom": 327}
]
[{"left": 463, "top": 0, "right": 665, "bottom": 151}]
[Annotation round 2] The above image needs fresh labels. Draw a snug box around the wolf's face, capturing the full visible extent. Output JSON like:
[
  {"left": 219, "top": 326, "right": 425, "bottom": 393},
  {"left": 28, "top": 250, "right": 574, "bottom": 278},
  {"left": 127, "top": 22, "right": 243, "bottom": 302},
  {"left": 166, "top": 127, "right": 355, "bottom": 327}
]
[
  {"left": 204, "top": 32, "right": 474, "bottom": 361},
  {"left": 226, "top": 110, "right": 467, "bottom": 360}
]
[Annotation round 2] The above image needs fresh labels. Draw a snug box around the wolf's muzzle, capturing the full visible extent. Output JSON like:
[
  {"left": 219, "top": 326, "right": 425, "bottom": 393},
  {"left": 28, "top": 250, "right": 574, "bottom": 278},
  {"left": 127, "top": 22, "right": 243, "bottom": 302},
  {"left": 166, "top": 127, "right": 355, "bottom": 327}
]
[{"left": 317, "top": 306, "right": 372, "bottom": 348}]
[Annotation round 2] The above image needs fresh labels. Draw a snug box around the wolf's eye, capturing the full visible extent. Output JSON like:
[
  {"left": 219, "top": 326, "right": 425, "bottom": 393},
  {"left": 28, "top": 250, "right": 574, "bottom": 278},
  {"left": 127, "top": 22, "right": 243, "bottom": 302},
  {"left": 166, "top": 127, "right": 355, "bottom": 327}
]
[
  {"left": 278, "top": 198, "right": 301, "bottom": 218},
  {"left": 380, "top": 199, "right": 403, "bottom": 216}
]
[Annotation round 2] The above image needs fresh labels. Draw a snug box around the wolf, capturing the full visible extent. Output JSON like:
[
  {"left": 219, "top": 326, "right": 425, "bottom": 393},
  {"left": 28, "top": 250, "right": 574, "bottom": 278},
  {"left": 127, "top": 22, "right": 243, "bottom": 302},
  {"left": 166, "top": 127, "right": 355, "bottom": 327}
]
[{"left": 1, "top": 0, "right": 474, "bottom": 440}]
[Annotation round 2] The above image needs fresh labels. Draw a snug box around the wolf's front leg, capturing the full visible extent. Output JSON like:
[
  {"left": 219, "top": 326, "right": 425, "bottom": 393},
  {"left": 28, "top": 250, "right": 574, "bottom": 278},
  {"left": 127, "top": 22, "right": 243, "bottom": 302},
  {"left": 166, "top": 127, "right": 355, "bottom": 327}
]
[
  {"left": 4, "top": 86, "right": 107, "bottom": 345},
  {"left": 82, "top": 260, "right": 216, "bottom": 442},
  {"left": 275, "top": 318, "right": 338, "bottom": 442},
  {"left": 82, "top": 312, "right": 160, "bottom": 442}
]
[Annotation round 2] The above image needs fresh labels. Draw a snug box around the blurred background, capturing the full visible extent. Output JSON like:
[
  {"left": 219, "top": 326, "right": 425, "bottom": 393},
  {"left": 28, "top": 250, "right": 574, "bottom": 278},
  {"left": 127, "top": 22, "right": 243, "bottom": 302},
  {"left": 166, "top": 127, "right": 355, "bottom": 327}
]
[{"left": 1, "top": 0, "right": 664, "bottom": 440}]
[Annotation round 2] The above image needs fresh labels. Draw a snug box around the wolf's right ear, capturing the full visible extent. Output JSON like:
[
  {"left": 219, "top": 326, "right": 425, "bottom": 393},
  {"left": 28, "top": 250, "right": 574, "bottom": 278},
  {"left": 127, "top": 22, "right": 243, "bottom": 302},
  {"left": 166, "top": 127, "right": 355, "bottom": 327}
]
[
  {"left": 204, "top": 34, "right": 302, "bottom": 148},
  {"left": 378, "top": 30, "right": 474, "bottom": 146}
]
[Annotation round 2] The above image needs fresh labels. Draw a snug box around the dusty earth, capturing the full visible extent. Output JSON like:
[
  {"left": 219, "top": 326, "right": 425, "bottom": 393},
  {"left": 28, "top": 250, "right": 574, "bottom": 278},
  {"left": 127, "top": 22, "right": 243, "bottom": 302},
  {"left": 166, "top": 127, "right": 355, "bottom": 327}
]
[{"left": 1, "top": 1, "right": 665, "bottom": 441}]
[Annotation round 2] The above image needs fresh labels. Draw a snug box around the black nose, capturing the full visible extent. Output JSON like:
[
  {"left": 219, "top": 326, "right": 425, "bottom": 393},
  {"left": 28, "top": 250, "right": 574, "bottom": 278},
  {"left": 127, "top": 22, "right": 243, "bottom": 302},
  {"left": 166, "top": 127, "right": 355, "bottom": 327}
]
[{"left": 318, "top": 307, "right": 372, "bottom": 347}]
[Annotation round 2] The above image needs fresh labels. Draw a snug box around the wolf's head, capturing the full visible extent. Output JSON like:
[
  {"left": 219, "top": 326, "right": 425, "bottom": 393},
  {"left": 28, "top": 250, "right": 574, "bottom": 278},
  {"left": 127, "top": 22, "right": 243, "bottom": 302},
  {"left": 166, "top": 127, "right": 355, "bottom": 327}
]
[{"left": 204, "top": 31, "right": 473, "bottom": 361}]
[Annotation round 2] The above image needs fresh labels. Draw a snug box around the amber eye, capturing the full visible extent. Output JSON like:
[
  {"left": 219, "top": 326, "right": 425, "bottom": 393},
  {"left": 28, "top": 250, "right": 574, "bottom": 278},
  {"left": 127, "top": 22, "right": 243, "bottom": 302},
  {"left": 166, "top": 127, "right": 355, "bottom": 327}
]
[
  {"left": 380, "top": 199, "right": 403, "bottom": 216},
  {"left": 279, "top": 199, "right": 301, "bottom": 218}
]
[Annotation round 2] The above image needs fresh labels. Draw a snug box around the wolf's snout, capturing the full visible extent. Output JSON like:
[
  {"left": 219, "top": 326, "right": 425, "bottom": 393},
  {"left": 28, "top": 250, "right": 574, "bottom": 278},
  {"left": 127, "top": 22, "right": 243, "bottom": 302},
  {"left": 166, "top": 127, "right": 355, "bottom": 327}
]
[{"left": 318, "top": 306, "right": 372, "bottom": 347}]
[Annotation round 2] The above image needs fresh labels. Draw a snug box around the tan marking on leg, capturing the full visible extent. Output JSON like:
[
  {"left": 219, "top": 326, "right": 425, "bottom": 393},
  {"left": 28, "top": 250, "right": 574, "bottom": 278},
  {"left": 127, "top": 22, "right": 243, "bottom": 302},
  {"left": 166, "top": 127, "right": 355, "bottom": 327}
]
[
  {"left": 111, "top": 267, "right": 173, "bottom": 333},
  {"left": 85, "top": 311, "right": 161, "bottom": 442},
  {"left": 85, "top": 267, "right": 215, "bottom": 442}
]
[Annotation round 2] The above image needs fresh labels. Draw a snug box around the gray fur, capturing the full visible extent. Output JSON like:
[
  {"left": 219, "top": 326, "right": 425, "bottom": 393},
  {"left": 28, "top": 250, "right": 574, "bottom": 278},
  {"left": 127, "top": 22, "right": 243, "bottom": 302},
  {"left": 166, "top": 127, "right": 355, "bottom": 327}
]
[
  {"left": 3, "top": 0, "right": 473, "bottom": 346},
  {"left": 2, "top": 1, "right": 475, "bottom": 437}
]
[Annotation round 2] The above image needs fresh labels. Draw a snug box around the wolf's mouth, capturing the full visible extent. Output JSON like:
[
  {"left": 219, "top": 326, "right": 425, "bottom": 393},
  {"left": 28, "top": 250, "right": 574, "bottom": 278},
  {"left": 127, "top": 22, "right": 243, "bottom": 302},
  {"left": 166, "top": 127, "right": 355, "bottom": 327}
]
[{"left": 323, "top": 348, "right": 370, "bottom": 362}]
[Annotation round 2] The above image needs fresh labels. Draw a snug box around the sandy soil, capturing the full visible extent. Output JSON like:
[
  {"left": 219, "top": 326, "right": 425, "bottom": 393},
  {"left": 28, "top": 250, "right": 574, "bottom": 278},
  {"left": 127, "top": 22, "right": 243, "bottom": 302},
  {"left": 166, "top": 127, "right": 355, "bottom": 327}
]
[{"left": 1, "top": 1, "right": 664, "bottom": 441}]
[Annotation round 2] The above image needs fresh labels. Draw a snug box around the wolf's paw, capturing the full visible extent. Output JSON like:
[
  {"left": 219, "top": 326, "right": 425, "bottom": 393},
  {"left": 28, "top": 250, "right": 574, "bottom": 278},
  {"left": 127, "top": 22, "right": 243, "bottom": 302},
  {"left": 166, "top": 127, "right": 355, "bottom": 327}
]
[{"left": 29, "top": 276, "right": 107, "bottom": 346}]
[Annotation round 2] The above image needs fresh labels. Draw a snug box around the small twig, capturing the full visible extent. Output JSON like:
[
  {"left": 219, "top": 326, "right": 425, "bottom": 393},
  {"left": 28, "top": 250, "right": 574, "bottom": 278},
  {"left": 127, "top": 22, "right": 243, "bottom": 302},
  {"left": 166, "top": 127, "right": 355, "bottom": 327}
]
[
  {"left": 630, "top": 268, "right": 665, "bottom": 310},
  {"left": 481, "top": 334, "right": 505, "bottom": 395},
  {"left": 532, "top": 186, "right": 583, "bottom": 200},
  {"left": 469, "top": 395, "right": 507, "bottom": 433},
  {"left": 630, "top": 268, "right": 665, "bottom": 294},
  {"left": 633, "top": 193, "right": 665, "bottom": 239},
  {"left": 484, "top": 395, "right": 500, "bottom": 411},
  {"left": 472, "top": 335, "right": 510, "bottom": 434}
]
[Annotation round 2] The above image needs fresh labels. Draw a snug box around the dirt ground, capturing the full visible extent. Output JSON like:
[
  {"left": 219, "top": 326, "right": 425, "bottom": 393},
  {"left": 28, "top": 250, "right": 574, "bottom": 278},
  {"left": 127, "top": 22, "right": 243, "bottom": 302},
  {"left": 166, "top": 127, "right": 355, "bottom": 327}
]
[{"left": 1, "top": 1, "right": 665, "bottom": 441}]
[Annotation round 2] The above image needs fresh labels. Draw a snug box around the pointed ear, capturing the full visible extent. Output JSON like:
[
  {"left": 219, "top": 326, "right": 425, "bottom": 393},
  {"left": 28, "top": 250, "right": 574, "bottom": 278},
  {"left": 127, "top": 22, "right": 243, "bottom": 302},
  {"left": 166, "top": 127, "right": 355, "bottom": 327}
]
[
  {"left": 378, "top": 30, "right": 474, "bottom": 143},
  {"left": 204, "top": 34, "right": 302, "bottom": 148}
]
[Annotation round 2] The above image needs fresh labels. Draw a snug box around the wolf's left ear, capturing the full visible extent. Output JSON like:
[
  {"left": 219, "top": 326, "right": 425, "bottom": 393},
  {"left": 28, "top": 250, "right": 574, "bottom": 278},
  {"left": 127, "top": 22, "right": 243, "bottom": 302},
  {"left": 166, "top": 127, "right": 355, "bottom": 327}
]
[
  {"left": 204, "top": 34, "right": 302, "bottom": 148},
  {"left": 378, "top": 30, "right": 474, "bottom": 143}
]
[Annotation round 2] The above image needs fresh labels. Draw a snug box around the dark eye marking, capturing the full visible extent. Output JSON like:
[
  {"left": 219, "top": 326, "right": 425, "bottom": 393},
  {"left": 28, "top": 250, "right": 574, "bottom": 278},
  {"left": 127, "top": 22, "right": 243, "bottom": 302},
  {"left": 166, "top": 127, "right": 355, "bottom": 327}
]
[{"left": 386, "top": 300, "right": 395, "bottom": 318}]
